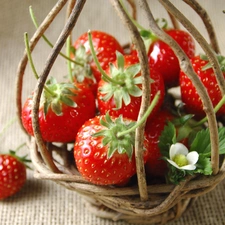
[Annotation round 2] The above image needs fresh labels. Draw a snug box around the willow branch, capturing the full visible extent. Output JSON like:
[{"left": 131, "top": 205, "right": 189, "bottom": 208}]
[
  {"left": 15, "top": 0, "right": 68, "bottom": 134},
  {"left": 31, "top": 0, "right": 86, "bottom": 172},
  {"left": 158, "top": 0, "right": 221, "bottom": 174},
  {"left": 183, "top": 0, "right": 220, "bottom": 54},
  {"left": 126, "top": 0, "right": 137, "bottom": 20},
  {"left": 111, "top": 0, "right": 150, "bottom": 202}
]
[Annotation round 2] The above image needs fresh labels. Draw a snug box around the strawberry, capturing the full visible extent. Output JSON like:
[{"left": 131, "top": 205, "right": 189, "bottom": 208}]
[
  {"left": 74, "top": 113, "right": 150, "bottom": 185},
  {"left": 73, "top": 30, "right": 124, "bottom": 83},
  {"left": 180, "top": 55, "right": 225, "bottom": 119},
  {"left": 97, "top": 52, "right": 165, "bottom": 121},
  {"left": 148, "top": 29, "right": 195, "bottom": 87},
  {"left": 0, "top": 150, "right": 30, "bottom": 200},
  {"left": 145, "top": 110, "right": 174, "bottom": 177},
  {"left": 21, "top": 77, "right": 96, "bottom": 143}
]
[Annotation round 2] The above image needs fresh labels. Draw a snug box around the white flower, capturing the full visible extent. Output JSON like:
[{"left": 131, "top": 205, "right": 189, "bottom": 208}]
[{"left": 166, "top": 143, "right": 199, "bottom": 171}]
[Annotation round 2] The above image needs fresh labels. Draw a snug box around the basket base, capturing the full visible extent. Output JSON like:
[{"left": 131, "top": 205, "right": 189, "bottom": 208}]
[{"left": 81, "top": 195, "right": 196, "bottom": 225}]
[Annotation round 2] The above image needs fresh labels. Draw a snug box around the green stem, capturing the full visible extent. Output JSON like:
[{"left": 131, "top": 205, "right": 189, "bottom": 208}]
[
  {"left": 15, "top": 143, "right": 27, "bottom": 151},
  {"left": 29, "top": 6, "right": 83, "bottom": 67},
  {"left": 119, "top": 0, "right": 145, "bottom": 31},
  {"left": 66, "top": 36, "right": 73, "bottom": 83},
  {"left": 88, "top": 30, "right": 123, "bottom": 85},
  {"left": 117, "top": 91, "right": 160, "bottom": 137},
  {"left": 0, "top": 116, "right": 17, "bottom": 138},
  {"left": 24, "top": 32, "right": 56, "bottom": 96},
  {"left": 194, "top": 95, "right": 225, "bottom": 127}
]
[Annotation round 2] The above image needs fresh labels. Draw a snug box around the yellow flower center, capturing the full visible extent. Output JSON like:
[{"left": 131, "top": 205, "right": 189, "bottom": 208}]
[{"left": 173, "top": 154, "right": 188, "bottom": 167}]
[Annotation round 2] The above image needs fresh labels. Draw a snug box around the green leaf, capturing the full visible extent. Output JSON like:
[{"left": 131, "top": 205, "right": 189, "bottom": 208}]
[
  {"left": 51, "top": 101, "right": 63, "bottom": 116},
  {"left": 195, "top": 154, "right": 212, "bottom": 175},
  {"left": 128, "top": 85, "right": 142, "bottom": 97},
  {"left": 172, "top": 114, "right": 194, "bottom": 126},
  {"left": 60, "top": 95, "right": 77, "bottom": 108},
  {"left": 190, "top": 129, "right": 211, "bottom": 156},
  {"left": 190, "top": 127, "right": 225, "bottom": 156},
  {"left": 116, "top": 51, "right": 124, "bottom": 71},
  {"left": 114, "top": 89, "right": 123, "bottom": 109},
  {"left": 43, "top": 101, "right": 50, "bottom": 119},
  {"left": 139, "top": 29, "right": 152, "bottom": 39},
  {"left": 125, "top": 63, "right": 141, "bottom": 77},
  {"left": 121, "top": 89, "right": 131, "bottom": 106},
  {"left": 159, "top": 122, "right": 176, "bottom": 158},
  {"left": 218, "top": 127, "right": 225, "bottom": 155}
]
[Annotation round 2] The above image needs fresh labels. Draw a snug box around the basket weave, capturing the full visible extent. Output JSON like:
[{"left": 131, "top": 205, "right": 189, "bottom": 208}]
[{"left": 16, "top": 0, "right": 225, "bottom": 224}]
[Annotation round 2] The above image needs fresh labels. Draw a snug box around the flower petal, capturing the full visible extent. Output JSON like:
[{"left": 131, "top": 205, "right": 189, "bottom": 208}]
[
  {"left": 186, "top": 151, "right": 199, "bottom": 165},
  {"left": 169, "top": 143, "right": 189, "bottom": 159},
  {"left": 166, "top": 159, "right": 181, "bottom": 170},
  {"left": 180, "top": 164, "right": 196, "bottom": 170}
]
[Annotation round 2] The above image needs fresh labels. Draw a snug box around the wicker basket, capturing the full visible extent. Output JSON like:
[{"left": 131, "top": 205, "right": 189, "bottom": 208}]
[{"left": 16, "top": 0, "right": 225, "bottom": 224}]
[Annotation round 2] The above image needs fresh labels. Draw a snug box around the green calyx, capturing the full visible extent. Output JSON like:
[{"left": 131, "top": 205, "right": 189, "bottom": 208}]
[
  {"left": 70, "top": 45, "right": 95, "bottom": 83},
  {"left": 200, "top": 54, "right": 225, "bottom": 72},
  {"left": 9, "top": 143, "right": 32, "bottom": 169},
  {"left": 92, "top": 92, "right": 161, "bottom": 160},
  {"left": 92, "top": 112, "right": 136, "bottom": 160},
  {"left": 99, "top": 51, "right": 143, "bottom": 109},
  {"left": 41, "top": 77, "right": 77, "bottom": 117}
]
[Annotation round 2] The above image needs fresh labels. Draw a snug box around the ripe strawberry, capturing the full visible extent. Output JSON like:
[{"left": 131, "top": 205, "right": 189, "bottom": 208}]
[
  {"left": 145, "top": 110, "right": 174, "bottom": 177},
  {"left": 0, "top": 150, "right": 29, "bottom": 200},
  {"left": 149, "top": 29, "right": 195, "bottom": 87},
  {"left": 74, "top": 113, "right": 150, "bottom": 185},
  {"left": 180, "top": 55, "right": 225, "bottom": 119},
  {"left": 22, "top": 78, "right": 96, "bottom": 143},
  {"left": 97, "top": 52, "right": 165, "bottom": 121},
  {"left": 73, "top": 30, "right": 124, "bottom": 83}
]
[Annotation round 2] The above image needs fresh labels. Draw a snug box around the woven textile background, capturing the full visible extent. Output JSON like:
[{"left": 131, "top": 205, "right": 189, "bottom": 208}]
[{"left": 0, "top": 1, "right": 225, "bottom": 224}]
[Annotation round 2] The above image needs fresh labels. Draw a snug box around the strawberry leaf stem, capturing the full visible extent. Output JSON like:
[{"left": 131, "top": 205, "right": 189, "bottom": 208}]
[
  {"left": 88, "top": 30, "right": 123, "bottom": 85},
  {"left": 0, "top": 116, "right": 17, "bottom": 139},
  {"left": 29, "top": 6, "right": 83, "bottom": 67},
  {"left": 194, "top": 95, "right": 225, "bottom": 127},
  {"left": 119, "top": 0, "right": 145, "bottom": 31},
  {"left": 66, "top": 36, "right": 73, "bottom": 83},
  {"left": 117, "top": 90, "right": 160, "bottom": 137},
  {"left": 24, "top": 32, "right": 56, "bottom": 97}
]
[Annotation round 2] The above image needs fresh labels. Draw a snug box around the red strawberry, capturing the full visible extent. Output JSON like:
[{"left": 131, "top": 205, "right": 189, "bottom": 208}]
[
  {"left": 97, "top": 52, "right": 165, "bottom": 121},
  {"left": 73, "top": 30, "right": 124, "bottom": 83},
  {"left": 74, "top": 113, "right": 150, "bottom": 185},
  {"left": 149, "top": 29, "right": 195, "bottom": 87},
  {"left": 0, "top": 150, "right": 29, "bottom": 200},
  {"left": 22, "top": 78, "right": 96, "bottom": 143},
  {"left": 145, "top": 110, "right": 174, "bottom": 177},
  {"left": 180, "top": 55, "right": 225, "bottom": 119}
]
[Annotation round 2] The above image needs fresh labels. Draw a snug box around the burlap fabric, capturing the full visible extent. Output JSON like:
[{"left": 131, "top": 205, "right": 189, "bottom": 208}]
[{"left": 0, "top": 0, "right": 225, "bottom": 224}]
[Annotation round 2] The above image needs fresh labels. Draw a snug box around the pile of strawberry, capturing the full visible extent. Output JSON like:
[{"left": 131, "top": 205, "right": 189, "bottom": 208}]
[{"left": 20, "top": 23, "right": 225, "bottom": 187}]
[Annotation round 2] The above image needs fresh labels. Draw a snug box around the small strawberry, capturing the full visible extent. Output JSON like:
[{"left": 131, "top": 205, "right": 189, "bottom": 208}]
[
  {"left": 0, "top": 148, "right": 30, "bottom": 200},
  {"left": 74, "top": 113, "right": 150, "bottom": 185},
  {"left": 97, "top": 52, "right": 165, "bottom": 121},
  {"left": 180, "top": 55, "right": 225, "bottom": 119},
  {"left": 21, "top": 77, "right": 96, "bottom": 143},
  {"left": 145, "top": 110, "right": 174, "bottom": 177},
  {"left": 73, "top": 30, "right": 124, "bottom": 83}
]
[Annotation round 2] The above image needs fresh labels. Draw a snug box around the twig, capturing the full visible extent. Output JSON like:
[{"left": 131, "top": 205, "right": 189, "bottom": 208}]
[
  {"left": 31, "top": 0, "right": 86, "bottom": 172},
  {"left": 158, "top": 0, "right": 221, "bottom": 174},
  {"left": 111, "top": 0, "right": 150, "bottom": 202},
  {"left": 183, "top": 0, "right": 220, "bottom": 54},
  {"left": 15, "top": 0, "right": 68, "bottom": 134}
]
